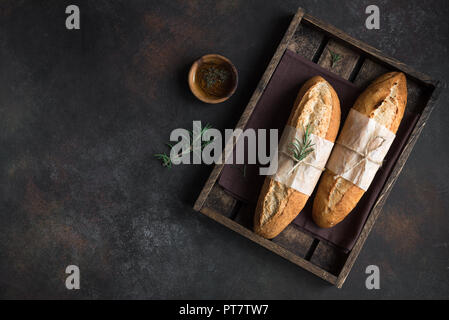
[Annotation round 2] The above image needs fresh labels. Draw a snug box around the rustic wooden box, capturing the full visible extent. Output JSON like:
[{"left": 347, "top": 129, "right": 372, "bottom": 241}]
[{"left": 193, "top": 8, "right": 441, "bottom": 288}]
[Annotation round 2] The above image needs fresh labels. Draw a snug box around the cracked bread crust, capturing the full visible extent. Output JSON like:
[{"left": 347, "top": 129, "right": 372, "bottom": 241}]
[
  {"left": 312, "top": 72, "right": 407, "bottom": 228},
  {"left": 254, "top": 76, "right": 341, "bottom": 239}
]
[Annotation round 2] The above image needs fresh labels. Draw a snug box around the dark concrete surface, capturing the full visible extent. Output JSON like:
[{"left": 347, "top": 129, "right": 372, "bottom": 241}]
[{"left": 0, "top": 0, "right": 448, "bottom": 299}]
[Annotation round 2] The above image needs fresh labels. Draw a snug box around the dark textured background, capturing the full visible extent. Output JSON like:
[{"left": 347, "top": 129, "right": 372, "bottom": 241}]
[{"left": 0, "top": 0, "right": 448, "bottom": 299}]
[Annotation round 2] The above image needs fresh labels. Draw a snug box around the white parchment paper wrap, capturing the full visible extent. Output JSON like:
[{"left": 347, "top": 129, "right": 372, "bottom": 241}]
[
  {"left": 326, "top": 109, "right": 396, "bottom": 191},
  {"left": 272, "top": 125, "right": 334, "bottom": 196}
]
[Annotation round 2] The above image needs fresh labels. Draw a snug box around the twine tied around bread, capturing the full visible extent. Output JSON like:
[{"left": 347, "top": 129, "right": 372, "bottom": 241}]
[
  {"left": 272, "top": 125, "right": 335, "bottom": 196},
  {"left": 280, "top": 124, "right": 326, "bottom": 177},
  {"left": 281, "top": 149, "right": 325, "bottom": 176},
  {"left": 334, "top": 136, "right": 386, "bottom": 179}
]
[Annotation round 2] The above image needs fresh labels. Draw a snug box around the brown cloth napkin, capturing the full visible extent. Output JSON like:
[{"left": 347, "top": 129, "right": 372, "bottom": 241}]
[{"left": 218, "top": 50, "right": 419, "bottom": 252}]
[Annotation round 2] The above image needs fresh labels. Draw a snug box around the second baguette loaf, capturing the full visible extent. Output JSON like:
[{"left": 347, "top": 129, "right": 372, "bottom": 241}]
[
  {"left": 254, "top": 76, "right": 341, "bottom": 239},
  {"left": 312, "top": 72, "right": 407, "bottom": 228}
]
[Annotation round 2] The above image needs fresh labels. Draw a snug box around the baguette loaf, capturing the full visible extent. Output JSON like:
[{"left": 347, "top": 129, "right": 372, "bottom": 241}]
[
  {"left": 312, "top": 72, "right": 407, "bottom": 228},
  {"left": 254, "top": 76, "right": 341, "bottom": 239}
]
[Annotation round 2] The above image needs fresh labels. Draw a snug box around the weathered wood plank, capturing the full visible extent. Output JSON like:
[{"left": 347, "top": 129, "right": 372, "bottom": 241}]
[
  {"left": 353, "top": 58, "right": 389, "bottom": 88},
  {"left": 310, "top": 242, "right": 347, "bottom": 275},
  {"left": 233, "top": 203, "right": 255, "bottom": 229},
  {"left": 287, "top": 23, "right": 324, "bottom": 60},
  {"left": 201, "top": 207, "right": 337, "bottom": 284},
  {"left": 203, "top": 185, "right": 238, "bottom": 218},
  {"left": 233, "top": 197, "right": 316, "bottom": 259},
  {"left": 272, "top": 225, "right": 314, "bottom": 258},
  {"left": 317, "top": 39, "right": 360, "bottom": 79},
  {"left": 232, "top": 200, "right": 316, "bottom": 260},
  {"left": 303, "top": 14, "right": 437, "bottom": 87},
  {"left": 407, "top": 79, "right": 429, "bottom": 114}
]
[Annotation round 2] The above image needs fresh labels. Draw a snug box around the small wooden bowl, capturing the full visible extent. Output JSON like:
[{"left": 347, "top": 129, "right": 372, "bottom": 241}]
[{"left": 188, "top": 54, "right": 238, "bottom": 104}]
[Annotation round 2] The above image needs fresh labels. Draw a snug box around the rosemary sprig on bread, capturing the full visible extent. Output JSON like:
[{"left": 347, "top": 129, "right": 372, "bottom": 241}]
[
  {"left": 253, "top": 76, "right": 341, "bottom": 239},
  {"left": 289, "top": 124, "right": 315, "bottom": 163}
]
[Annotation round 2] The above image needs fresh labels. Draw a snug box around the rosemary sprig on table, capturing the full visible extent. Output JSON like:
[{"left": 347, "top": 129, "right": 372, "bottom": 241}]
[
  {"left": 154, "top": 123, "right": 214, "bottom": 168},
  {"left": 329, "top": 50, "right": 342, "bottom": 68},
  {"left": 289, "top": 124, "right": 315, "bottom": 163},
  {"left": 154, "top": 152, "right": 172, "bottom": 168}
]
